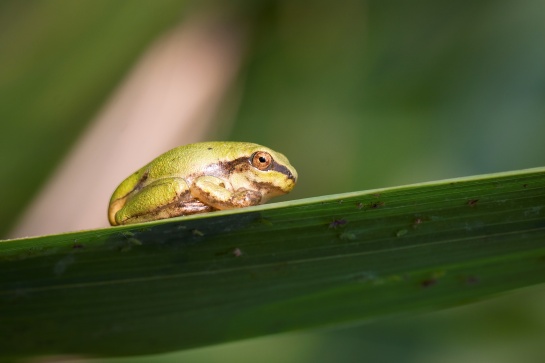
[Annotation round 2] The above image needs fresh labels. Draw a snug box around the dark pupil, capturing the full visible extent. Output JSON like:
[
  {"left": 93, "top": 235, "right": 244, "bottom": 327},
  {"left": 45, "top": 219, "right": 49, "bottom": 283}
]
[{"left": 259, "top": 156, "right": 267, "bottom": 163}]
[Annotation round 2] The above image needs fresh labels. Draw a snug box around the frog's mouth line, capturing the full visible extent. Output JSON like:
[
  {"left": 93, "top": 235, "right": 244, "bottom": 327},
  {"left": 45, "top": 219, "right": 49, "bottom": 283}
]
[{"left": 270, "top": 160, "right": 296, "bottom": 182}]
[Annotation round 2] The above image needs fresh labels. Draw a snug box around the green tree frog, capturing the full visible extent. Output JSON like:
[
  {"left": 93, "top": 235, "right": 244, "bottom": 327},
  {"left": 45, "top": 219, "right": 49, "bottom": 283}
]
[{"left": 108, "top": 142, "right": 297, "bottom": 225}]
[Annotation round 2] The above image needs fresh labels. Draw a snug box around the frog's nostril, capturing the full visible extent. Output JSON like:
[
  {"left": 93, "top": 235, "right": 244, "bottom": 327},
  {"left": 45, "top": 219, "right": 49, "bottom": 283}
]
[{"left": 287, "top": 170, "right": 296, "bottom": 182}]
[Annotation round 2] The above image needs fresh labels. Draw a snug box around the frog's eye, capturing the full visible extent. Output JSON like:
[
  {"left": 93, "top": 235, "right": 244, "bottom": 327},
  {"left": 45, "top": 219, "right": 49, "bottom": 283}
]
[{"left": 251, "top": 151, "right": 273, "bottom": 171}]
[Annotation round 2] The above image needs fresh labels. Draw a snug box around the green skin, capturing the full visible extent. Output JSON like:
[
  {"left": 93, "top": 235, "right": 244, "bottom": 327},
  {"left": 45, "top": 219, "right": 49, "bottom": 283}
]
[{"left": 108, "top": 142, "right": 298, "bottom": 226}]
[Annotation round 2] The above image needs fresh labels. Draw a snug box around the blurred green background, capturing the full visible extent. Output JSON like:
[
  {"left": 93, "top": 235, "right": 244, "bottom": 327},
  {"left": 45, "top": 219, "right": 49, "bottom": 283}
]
[{"left": 1, "top": 0, "right": 544, "bottom": 361}]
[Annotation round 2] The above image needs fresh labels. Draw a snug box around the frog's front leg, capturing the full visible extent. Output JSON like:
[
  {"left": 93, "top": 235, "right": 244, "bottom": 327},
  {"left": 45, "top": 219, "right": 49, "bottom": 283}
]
[
  {"left": 114, "top": 177, "right": 211, "bottom": 225},
  {"left": 190, "top": 175, "right": 262, "bottom": 210}
]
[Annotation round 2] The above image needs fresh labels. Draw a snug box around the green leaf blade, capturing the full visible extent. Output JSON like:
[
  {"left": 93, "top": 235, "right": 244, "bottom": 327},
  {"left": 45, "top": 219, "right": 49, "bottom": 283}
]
[{"left": 1, "top": 168, "right": 544, "bottom": 360}]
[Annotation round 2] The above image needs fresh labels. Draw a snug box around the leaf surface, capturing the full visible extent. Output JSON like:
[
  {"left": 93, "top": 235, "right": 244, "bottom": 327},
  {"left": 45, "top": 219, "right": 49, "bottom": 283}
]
[{"left": 1, "top": 168, "right": 544, "bottom": 360}]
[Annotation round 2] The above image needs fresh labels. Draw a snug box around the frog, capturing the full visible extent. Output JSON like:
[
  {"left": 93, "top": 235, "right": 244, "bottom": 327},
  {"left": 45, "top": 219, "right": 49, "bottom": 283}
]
[{"left": 108, "top": 141, "right": 297, "bottom": 225}]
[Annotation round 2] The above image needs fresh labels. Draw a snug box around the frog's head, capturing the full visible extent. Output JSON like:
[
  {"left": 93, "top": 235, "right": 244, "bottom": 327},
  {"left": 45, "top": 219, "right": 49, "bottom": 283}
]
[{"left": 227, "top": 143, "right": 297, "bottom": 202}]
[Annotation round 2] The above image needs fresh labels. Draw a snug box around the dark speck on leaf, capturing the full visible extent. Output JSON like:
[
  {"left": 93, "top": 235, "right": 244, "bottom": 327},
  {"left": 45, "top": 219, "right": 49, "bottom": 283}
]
[
  {"left": 72, "top": 243, "right": 84, "bottom": 249},
  {"left": 467, "top": 199, "right": 479, "bottom": 207},
  {"left": 208, "top": 147, "right": 213, "bottom": 150},
  {"left": 421, "top": 278, "right": 437, "bottom": 288},
  {"left": 370, "top": 201, "right": 384, "bottom": 209},
  {"left": 329, "top": 218, "right": 348, "bottom": 229},
  {"left": 523, "top": 184, "right": 528, "bottom": 188},
  {"left": 465, "top": 275, "right": 480, "bottom": 285}
]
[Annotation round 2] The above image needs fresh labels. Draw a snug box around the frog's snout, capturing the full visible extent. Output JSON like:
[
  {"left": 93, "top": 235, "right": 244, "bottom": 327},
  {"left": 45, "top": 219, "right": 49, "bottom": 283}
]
[{"left": 286, "top": 165, "right": 298, "bottom": 183}]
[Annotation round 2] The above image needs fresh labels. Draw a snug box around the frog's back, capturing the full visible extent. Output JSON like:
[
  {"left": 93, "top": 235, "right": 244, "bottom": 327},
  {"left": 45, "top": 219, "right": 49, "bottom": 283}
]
[{"left": 145, "top": 141, "right": 261, "bottom": 180}]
